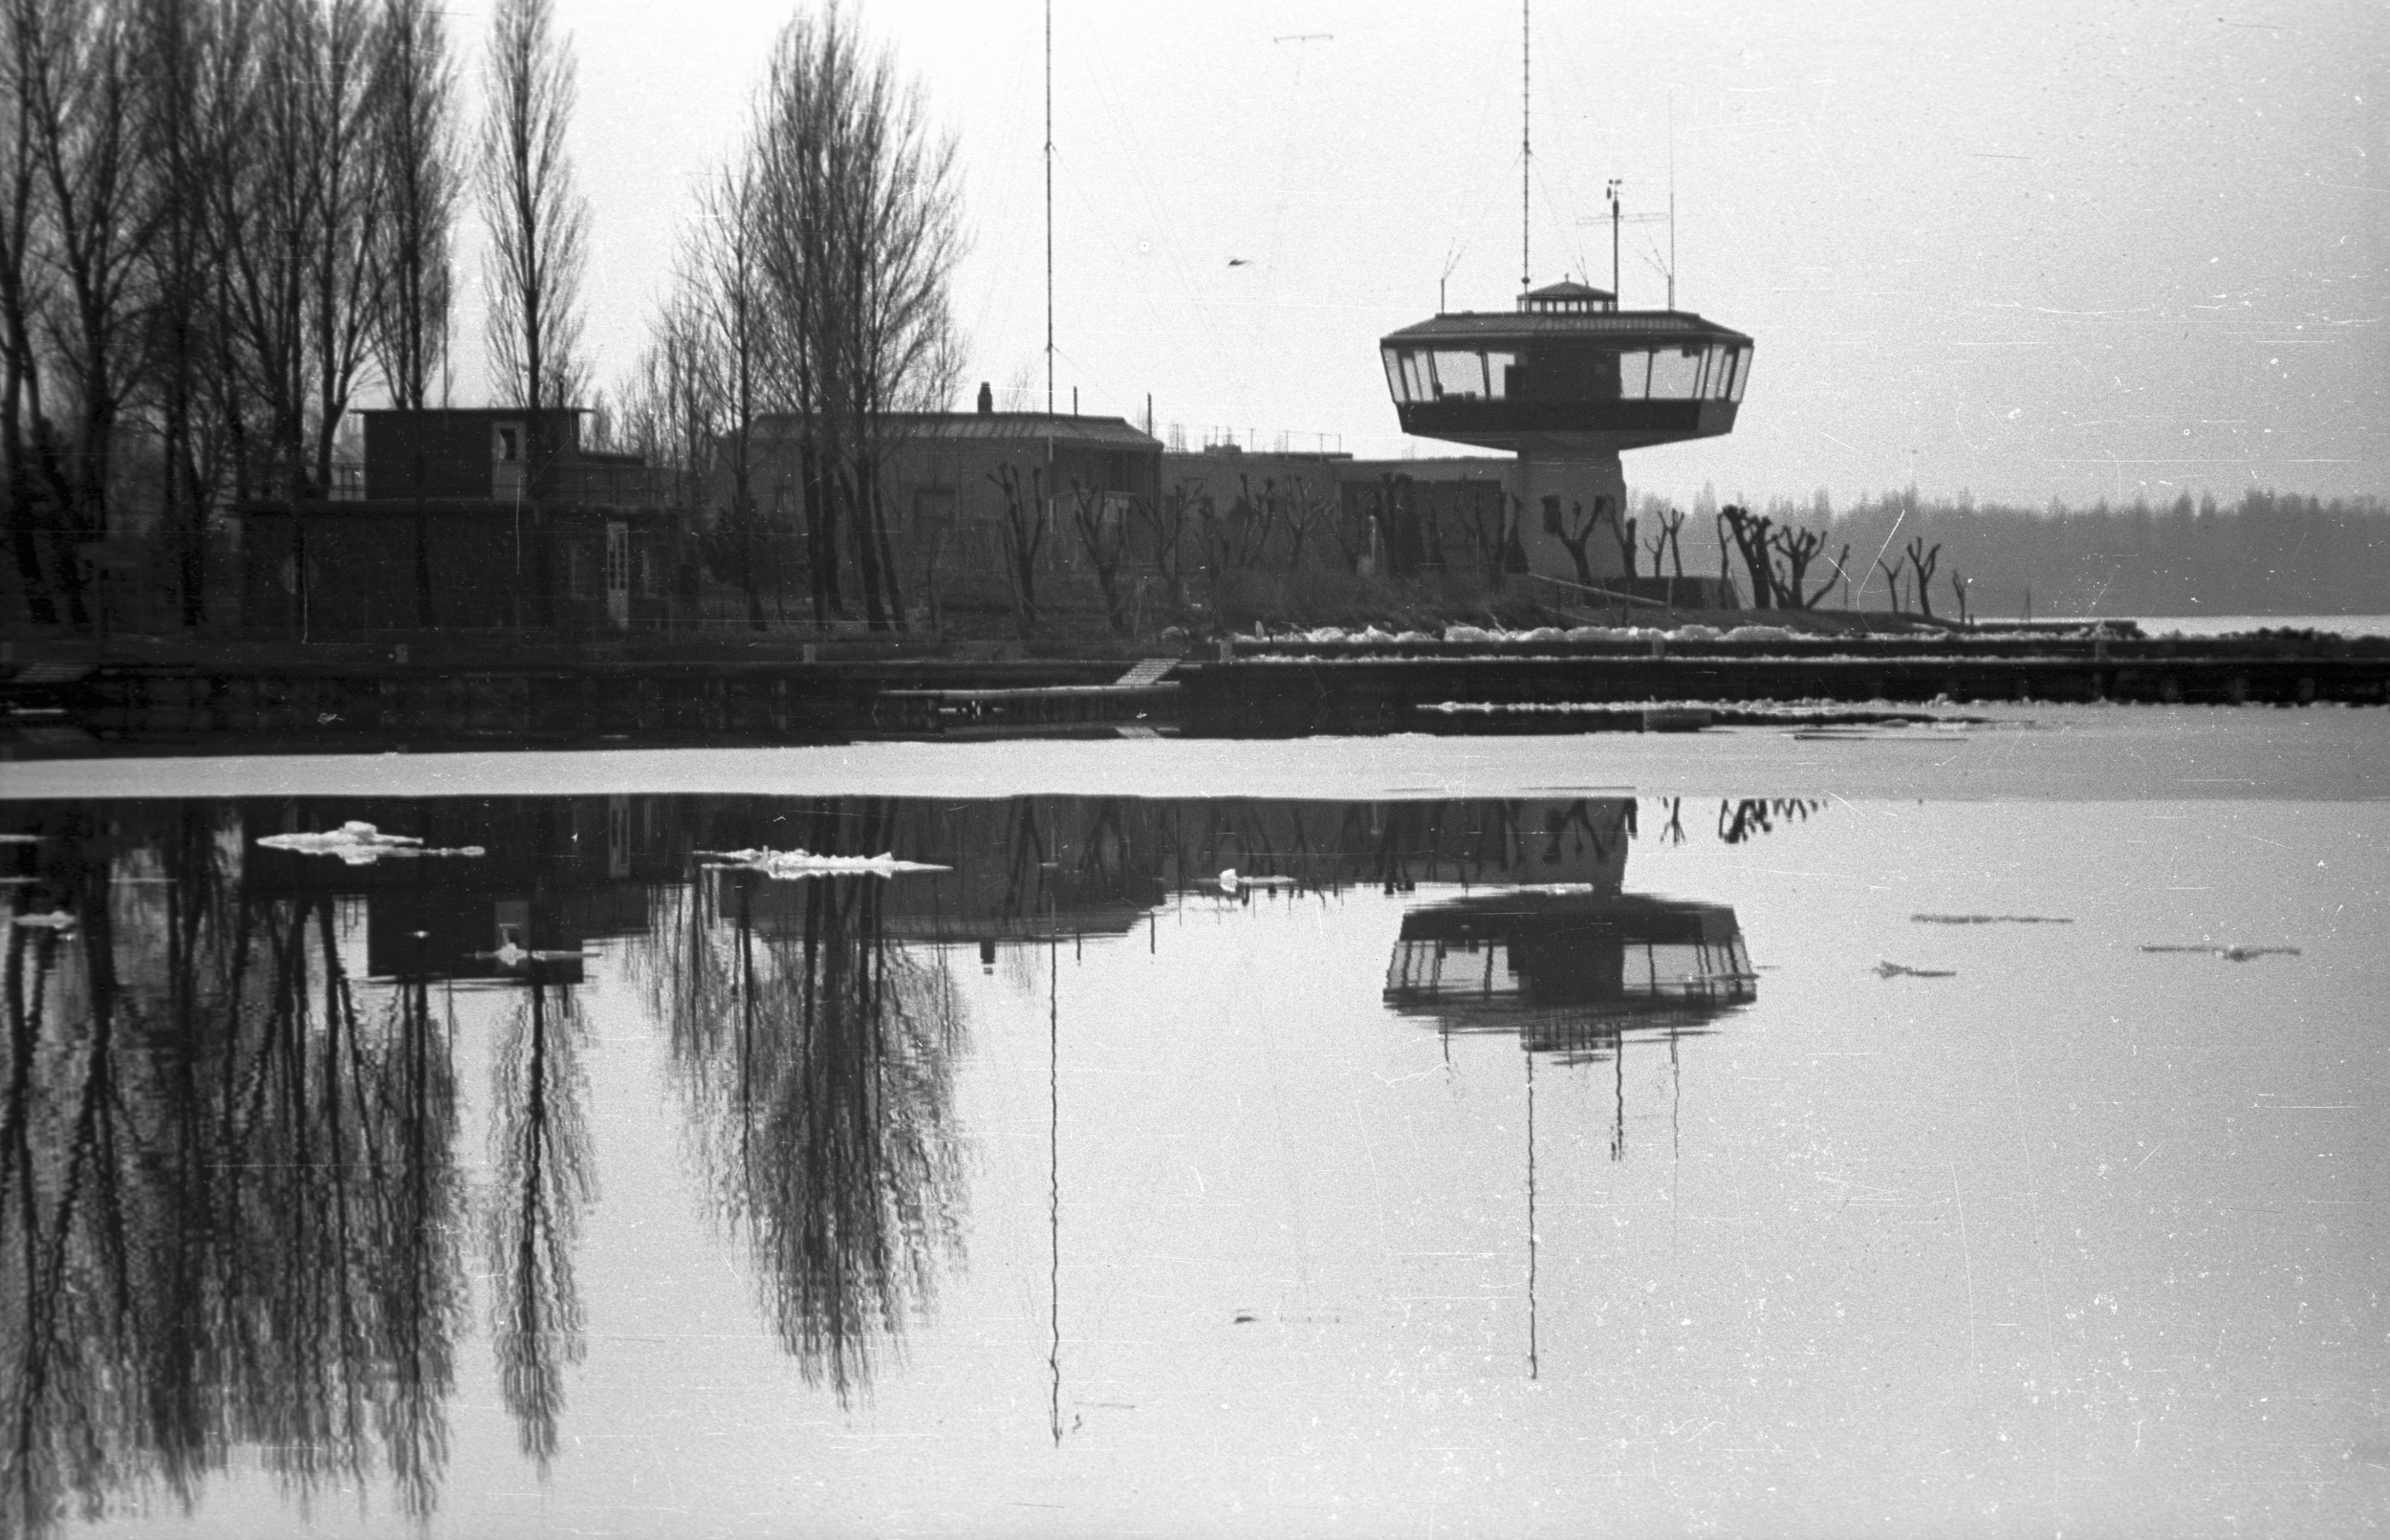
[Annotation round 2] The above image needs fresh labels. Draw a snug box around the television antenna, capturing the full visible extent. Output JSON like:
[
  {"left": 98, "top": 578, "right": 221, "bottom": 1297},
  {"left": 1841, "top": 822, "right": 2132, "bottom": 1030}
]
[{"left": 1577, "top": 197, "right": 1669, "bottom": 308}]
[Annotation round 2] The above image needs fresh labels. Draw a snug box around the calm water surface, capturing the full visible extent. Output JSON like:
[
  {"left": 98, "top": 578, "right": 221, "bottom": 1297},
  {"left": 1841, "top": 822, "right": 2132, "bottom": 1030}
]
[{"left": 4, "top": 728, "right": 2386, "bottom": 1537}]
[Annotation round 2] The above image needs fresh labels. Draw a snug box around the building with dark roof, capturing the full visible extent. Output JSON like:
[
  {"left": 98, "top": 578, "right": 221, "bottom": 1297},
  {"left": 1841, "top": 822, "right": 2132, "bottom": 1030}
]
[
  {"left": 237, "top": 407, "right": 686, "bottom": 635},
  {"left": 732, "top": 408, "right": 1163, "bottom": 611}
]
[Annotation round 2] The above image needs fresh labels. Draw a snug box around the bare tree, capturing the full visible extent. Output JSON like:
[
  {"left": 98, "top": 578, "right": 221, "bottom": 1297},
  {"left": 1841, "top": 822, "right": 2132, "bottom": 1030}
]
[
  {"left": 371, "top": 0, "right": 455, "bottom": 412},
  {"left": 1904, "top": 535, "right": 1942, "bottom": 619},
  {"left": 16, "top": 0, "right": 155, "bottom": 610},
  {"left": 2, "top": 0, "right": 64, "bottom": 621},
  {"left": 478, "top": 0, "right": 585, "bottom": 418},
  {"left": 1551, "top": 495, "right": 1607, "bottom": 589},
  {"left": 1874, "top": 553, "right": 1906, "bottom": 614},
  {"left": 1139, "top": 483, "right": 1194, "bottom": 612},
  {"left": 1069, "top": 478, "right": 1128, "bottom": 633},
  {"left": 989, "top": 460, "right": 1043, "bottom": 638},
  {"left": 305, "top": 0, "right": 387, "bottom": 494},
  {"left": 681, "top": 159, "right": 773, "bottom": 628},
  {"left": 750, "top": 7, "right": 963, "bottom": 632},
  {"left": 1602, "top": 500, "right": 1639, "bottom": 580}
]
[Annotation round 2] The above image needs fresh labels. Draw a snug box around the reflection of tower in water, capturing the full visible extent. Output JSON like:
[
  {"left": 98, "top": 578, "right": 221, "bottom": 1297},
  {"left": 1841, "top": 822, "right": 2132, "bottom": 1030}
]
[
  {"left": 1378, "top": 818, "right": 1759, "bottom": 1381},
  {"left": 1383, "top": 891, "right": 1755, "bottom": 1060}
]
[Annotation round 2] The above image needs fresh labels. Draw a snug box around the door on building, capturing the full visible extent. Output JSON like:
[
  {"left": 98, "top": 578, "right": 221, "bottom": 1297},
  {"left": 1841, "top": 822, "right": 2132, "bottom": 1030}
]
[{"left": 604, "top": 521, "right": 631, "bottom": 628}]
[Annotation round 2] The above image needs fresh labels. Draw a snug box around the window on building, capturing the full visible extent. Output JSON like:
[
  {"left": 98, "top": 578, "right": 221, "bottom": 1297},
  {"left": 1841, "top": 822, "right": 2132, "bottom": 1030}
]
[
  {"left": 1614, "top": 350, "right": 1653, "bottom": 401},
  {"left": 1428, "top": 351, "right": 1488, "bottom": 399},
  {"left": 1645, "top": 346, "right": 1705, "bottom": 400}
]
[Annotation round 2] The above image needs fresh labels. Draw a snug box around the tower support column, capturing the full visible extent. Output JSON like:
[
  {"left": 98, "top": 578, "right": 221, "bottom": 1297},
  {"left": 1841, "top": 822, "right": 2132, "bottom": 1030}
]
[{"left": 1508, "top": 449, "right": 1628, "bottom": 588}]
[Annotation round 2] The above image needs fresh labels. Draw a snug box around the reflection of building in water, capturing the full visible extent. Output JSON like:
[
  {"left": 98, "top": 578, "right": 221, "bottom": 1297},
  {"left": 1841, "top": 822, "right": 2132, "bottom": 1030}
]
[{"left": 1384, "top": 891, "right": 1754, "bottom": 1059}]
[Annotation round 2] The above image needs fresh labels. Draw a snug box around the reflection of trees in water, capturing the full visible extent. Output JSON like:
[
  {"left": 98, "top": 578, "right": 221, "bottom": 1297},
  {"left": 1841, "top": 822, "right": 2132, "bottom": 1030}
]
[
  {"left": 484, "top": 973, "right": 593, "bottom": 1473},
  {"left": 0, "top": 806, "right": 464, "bottom": 1536},
  {"left": 1716, "top": 798, "right": 1824, "bottom": 844},
  {"left": 637, "top": 799, "right": 966, "bottom": 1407}
]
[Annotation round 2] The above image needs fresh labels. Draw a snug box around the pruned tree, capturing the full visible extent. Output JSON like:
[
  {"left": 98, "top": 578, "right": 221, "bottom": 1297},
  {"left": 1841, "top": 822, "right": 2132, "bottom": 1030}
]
[
  {"left": 1874, "top": 553, "right": 1906, "bottom": 614},
  {"left": 989, "top": 460, "right": 1044, "bottom": 638},
  {"left": 1068, "top": 477, "right": 1127, "bottom": 634},
  {"left": 1717, "top": 505, "right": 1776, "bottom": 608},
  {"left": 1766, "top": 524, "right": 1851, "bottom": 610},
  {"left": 1950, "top": 568, "right": 1970, "bottom": 625},
  {"left": 1552, "top": 494, "right": 1607, "bottom": 589},
  {"left": 1139, "top": 483, "right": 1195, "bottom": 611},
  {"left": 1904, "top": 535, "right": 1942, "bottom": 619},
  {"left": 1602, "top": 500, "right": 1639, "bottom": 580}
]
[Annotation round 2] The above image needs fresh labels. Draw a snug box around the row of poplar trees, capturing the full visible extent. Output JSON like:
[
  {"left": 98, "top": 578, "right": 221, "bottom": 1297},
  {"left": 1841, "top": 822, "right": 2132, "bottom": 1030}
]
[
  {"left": 1, "top": 0, "right": 600, "bottom": 629},
  {"left": 609, "top": 9, "right": 963, "bottom": 633}
]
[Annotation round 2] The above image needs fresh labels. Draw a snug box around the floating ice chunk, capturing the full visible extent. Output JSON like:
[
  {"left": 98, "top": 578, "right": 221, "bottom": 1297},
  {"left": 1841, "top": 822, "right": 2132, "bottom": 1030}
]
[
  {"left": 1216, "top": 867, "right": 1297, "bottom": 895},
  {"left": 697, "top": 848, "right": 952, "bottom": 879},
  {"left": 2140, "top": 944, "right": 2300, "bottom": 963},
  {"left": 1913, "top": 914, "right": 2074, "bottom": 925},
  {"left": 258, "top": 821, "right": 484, "bottom": 864}
]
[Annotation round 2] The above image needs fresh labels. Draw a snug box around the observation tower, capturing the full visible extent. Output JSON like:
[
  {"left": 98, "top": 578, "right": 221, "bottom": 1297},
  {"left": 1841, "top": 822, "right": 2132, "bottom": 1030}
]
[{"left": 1379, "top": 280, "right": 1753, "bottom": 590}]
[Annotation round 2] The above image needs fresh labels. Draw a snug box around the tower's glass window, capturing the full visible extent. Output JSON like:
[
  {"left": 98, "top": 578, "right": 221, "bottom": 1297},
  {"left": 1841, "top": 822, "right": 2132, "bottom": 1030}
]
[
  {"left": 1728, "top": 347, "right": 1752, "bottom": 401},
  {"left": 1646, "top": 347, "right": 1704, "bottom": 400},
  {"left": 1429, "top": 351, "right": 1488, "bottom": 399},
  {"left": 1615, "top": 350, "right": 1653, "bottom": 400},
  {"left": 1382, "top": 349, "right": 1408, "bottom": 404}
]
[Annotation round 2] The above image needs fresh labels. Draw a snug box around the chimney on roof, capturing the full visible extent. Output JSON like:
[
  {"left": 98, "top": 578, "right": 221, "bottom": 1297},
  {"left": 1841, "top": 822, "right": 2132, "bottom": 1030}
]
[{"left": 976, "top": 380, "right": 993, "bottom": 414}]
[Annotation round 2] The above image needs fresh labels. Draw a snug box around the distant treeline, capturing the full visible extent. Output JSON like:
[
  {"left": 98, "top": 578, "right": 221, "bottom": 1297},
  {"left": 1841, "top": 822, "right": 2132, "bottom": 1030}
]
[{"left": 1635, "top": 488, "right": 2390, "bottom": 618}]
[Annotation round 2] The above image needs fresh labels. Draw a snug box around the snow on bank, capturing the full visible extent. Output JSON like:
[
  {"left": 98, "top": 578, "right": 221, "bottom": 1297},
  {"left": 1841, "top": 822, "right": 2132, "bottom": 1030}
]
[{"left": 1231, "top": 622, "right": 2123, "bottom": 645}]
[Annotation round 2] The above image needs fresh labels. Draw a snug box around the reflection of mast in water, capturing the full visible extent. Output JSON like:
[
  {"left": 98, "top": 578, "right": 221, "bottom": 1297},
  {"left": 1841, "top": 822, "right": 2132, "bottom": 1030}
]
[
  {"left": 1525, "top": 1048, "right": 1538, "bottom": 1379},
  {"left": 1049, "top": 900, "right": 1062, "bottom": 1446},
  {"left": 1386, "top": 887, "right": 1754, "bottom": 1377}
]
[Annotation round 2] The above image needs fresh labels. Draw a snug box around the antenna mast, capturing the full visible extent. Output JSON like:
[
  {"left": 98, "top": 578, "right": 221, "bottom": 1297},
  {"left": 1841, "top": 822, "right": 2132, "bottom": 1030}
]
[
  {"left": 1045, "top": 0, "right": 1054, "bottom": 416},
  {"left": 1520, "top": 1, "right": 1530, "bottom": 294}
]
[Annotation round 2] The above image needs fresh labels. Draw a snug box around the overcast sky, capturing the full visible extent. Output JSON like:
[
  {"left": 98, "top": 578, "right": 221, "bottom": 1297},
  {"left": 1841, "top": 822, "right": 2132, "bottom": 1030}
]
[{"left": 445, "top": 0, "right": 2383, "bottom": 508}]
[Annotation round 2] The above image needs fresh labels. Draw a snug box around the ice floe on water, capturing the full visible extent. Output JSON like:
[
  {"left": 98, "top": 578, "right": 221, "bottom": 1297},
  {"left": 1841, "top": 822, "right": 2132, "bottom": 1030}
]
[
  {"left": 1912, "top": 913, "right": 2074, "bottom": 924},
  {"left": 695, "top": 848, "right": 952, "bottom": 879},
  {"left": 1876, "top": 961, "right": 1958, "bottom": 979},
  {"left": 257, "top": 821, "right": 485, "bottom": 863},
  {"left": 2140, "top": 944, "right": 2302, "bottom": 963}
]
